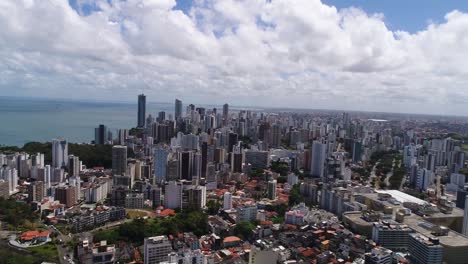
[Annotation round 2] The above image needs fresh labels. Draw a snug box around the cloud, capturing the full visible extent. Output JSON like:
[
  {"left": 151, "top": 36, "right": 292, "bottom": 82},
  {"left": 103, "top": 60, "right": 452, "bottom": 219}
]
[{"left": 1, "top": 0, "right": 468, "bottom": 115}]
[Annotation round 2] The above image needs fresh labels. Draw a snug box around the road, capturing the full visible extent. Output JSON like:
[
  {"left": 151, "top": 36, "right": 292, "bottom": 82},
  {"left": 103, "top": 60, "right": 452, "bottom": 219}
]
[
  {"left": 47, "top": 225, "right": 73, "bottom": 264},
  {"left": 383, "top": 159, "right": 396, "bottom": 187},
  {"left": 369, "top": 162, "right": 380, "bottom": 189}
]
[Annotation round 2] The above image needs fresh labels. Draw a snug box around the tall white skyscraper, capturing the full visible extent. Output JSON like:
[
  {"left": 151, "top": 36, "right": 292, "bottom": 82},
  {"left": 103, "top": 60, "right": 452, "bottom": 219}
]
[
  {"left": 223, "top": 191, "right": 232, "bottom": 210},
  {"left": 10, "top": 168, "right": 18, "bottom": 195},
  {"left": 154, "top": 146, "right": 169, "bottom": 183},
  {"left": 164, "top": 181, "right": 182, "bottom": 209},
  {"left": 52, "top": 139, "right": 68, "bottom": 168},
  {"left": 310, "top": 140, "right": 327, "bottom": 178}
]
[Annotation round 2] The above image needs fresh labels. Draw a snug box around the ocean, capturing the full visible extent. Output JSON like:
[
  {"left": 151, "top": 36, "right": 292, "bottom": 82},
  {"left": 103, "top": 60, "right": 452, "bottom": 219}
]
[
  {"left": 0, "top": 97, "right": 176, "bottom": 147},
  {"left": 0, "top": 97, "right": 267, "bottom": 147}
]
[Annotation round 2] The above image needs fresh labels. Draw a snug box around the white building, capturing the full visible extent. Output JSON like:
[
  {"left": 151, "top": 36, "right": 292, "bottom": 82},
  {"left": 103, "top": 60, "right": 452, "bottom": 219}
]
[
  {"left": 287, "top": 173, "right": 299, "bottom": 186},
  {"left": 52, "top": 139, "right": 68, "bottom": 168},
  {"left": 144, "top": 236, "right": 173, "bottom": 264},
  {"left": 223, "top": 192, "right": 232, "bottom": 210},
  {"left": 237, "top": 205, "right": 258, "bottom": 223},
  {"left": 164, "top": 181, "right": 182, "bottom": 209}
]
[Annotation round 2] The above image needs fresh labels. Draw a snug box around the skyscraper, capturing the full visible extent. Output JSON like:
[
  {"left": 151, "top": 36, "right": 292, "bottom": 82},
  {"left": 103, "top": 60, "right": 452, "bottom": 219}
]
[
  {"left": 223, "top": 103, "right": 229, "bottom": 121},
  {"left": 175, "top": 99, "right": 182, "bottom": 120},
  {"left": 117, "top": 129, "right": 128, "bottom": 145},
  {"left": 27, "top": 181, "right": 44, "bottom": 202},
  {"left": 94, "top": 124, "right": 108, "bottom": 145},
  {"left": 154, "top": 146, "right": 168, "bottom": 183},
  {"left": 267, "top": 179, "right": 277, "bottom": 200},
  {"left": 157, "top": 111, "right": 166, "bottom": 123},
  {"left": 138, "top": 94, "right": 146, "bottom": 128},
  {"left": 52, "top": 139, "right": 68, "bottom": 168},
  {"left": 179, "top": 151, "right": 193, "bottom": 180},
  {"left": 271, "top": 124, "right": 281, "bottom": 148},
  {"left": 68, "top": 155, "right": 80, "bottom": 177},
  {"left": 112, "top": 145, "right": 127, "bottom": 176},
  {"left": 228, "top": 132, "right": 238, "bottom": 152},
  {"left": 164, "top": 181, "right": 182, "bottom": 209},
  {"left": 310, "top": 140, "right": 327, "bottom": 178}
]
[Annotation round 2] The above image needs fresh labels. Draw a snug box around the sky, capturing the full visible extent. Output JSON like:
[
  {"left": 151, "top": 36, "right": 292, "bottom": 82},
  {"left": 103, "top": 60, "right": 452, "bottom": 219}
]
[{"left": 2, "top": 0, "right": 468, "bottom": 115}]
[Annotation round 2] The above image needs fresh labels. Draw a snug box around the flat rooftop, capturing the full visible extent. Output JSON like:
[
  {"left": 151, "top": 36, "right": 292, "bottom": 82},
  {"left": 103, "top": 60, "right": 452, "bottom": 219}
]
[
  {"left": 375, "top": 190, "right": 426, "bottom": 205},
  {"left": 403, "top": 214, "right": 468, "bottom": 247}
]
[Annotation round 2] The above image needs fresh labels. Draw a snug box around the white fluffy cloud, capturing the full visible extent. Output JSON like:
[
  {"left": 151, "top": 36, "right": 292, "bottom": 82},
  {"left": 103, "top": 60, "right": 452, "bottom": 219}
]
[{"left": 1, "top": 0, "right": 468, "bottom": 115}]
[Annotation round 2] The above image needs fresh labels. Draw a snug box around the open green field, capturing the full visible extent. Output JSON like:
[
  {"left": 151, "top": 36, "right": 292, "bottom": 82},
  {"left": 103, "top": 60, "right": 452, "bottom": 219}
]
[{"left": 28, "top": 243, "right": 59, "bottom": 263}]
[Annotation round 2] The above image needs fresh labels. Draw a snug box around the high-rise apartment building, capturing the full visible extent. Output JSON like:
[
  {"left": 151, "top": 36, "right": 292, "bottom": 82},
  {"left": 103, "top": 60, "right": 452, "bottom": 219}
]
[
  {"left": 112, "top": 146, "right": 127, "bottom": 176},
  {"left": 223, "top": 103, "right": 229, "bottom": 124},
  {"left": 68, "top": 155, "right": 80, "bottom": 177},
  {"left": 94, "top": 124, "right": 109, "bottom": 145},
  {"left": 144, "top": 236, "right": 172, "bottom": 264},
  {"left": 55, "top": 186, "right": 77, "bottom": 207},
  {"left": 408, "top": 233, "right": 443, "bottom": 264},
  {"left": 179, "top": 151, "right": 193, "bottom": 180},
  {"left": 138, "top": 94, "right": 146, "bottom": 128},
  {"left": 310, "top": 140, "right": 327, "bottom": 178},
  {"left": 28, "top": 181, "right": 44, "bottom": 202},
  {"left": 52, "top": 139, "right": 68, "bottom": 168},
  {"left": 175, "top": 99, "right": 182, "bottom": 120},
  {"left": 372, "top": 222, "right": 413, "bottom": 251},
  {"left": 154, "top": 146, "right": 169, "bottom": 183},
  {"left": 267, "top": 179, "right": 277, "bottom": 200},
  {"left": 164, "top": 181, "right": 182, "bottom": 209}
]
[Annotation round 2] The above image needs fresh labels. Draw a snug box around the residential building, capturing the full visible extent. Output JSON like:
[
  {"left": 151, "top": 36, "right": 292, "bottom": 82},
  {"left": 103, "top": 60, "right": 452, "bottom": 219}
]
[{"left": 144, "top": 236, "right": 173, "bottom": 264}]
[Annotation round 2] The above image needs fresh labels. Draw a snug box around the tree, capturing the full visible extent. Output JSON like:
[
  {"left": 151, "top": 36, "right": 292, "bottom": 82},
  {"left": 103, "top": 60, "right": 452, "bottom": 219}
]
[
  {"left": 289, "top": 184, "right": 304, "bottom": 206},
  {"left": 233, "top": 221, "right": 256, "bottom": 240},
  {"left": 206, "top": 200, "right": 221, "bottom": 215},
  {"left": 270, "top": 161, "right": 290, "bottom": 176}
]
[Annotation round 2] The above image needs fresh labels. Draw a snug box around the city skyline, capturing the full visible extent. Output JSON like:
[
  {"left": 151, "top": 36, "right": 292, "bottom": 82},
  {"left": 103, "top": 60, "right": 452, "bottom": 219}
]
[{"left": 3, "top": 1, "right": 468, "bottom": 115}]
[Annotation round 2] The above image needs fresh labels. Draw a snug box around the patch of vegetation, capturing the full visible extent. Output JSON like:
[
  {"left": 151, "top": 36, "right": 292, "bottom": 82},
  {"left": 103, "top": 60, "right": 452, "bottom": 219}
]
[
  {"left": 126, "top": 210, "right": 148, "bottom": 219},
  {"left": 271, "top": 216, "right": 284, "bottom": 224},
  {"left": 0, "top": 141, "right": 134, "bottom": 168},
  {"left": 93, "top": 210, "right": 209, "bottom": 245},
  {"left": 206, "top": 200, "right": 221, "bottom": 215},
  {"left": 389, "top": 167, "right": 406, "bottom": 189},
  {"left": 0, "top": 198, "right": 39, "bottom": 229},
  {"left": 265, "top": 203, "right": 289, "bottom": 217},
  {"left": 239, "top": 136, "right": 253, "bottom": 148},
  {"left": 249, "top": 168, "right": 265, "bottom": 178},
  {"left": 0, "top": 247, "right": 35, "bottom": 264},
  {"left": 233, "top": 221, "right": 258, "bottom": 240},
  {"left": 28, "top": 243, "right": 59, "bottom": 263},
  {"left": 289, "top": 184, "right": 304, "bottom": 206},
  {"left": 270, "top": 161, "right": 290, "bottom": 176}
]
